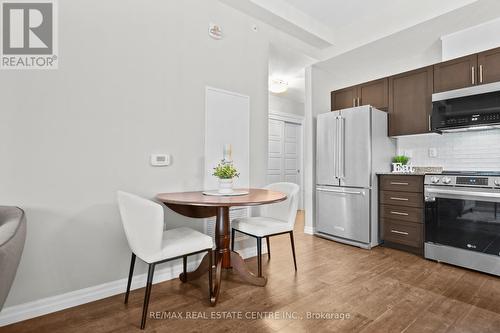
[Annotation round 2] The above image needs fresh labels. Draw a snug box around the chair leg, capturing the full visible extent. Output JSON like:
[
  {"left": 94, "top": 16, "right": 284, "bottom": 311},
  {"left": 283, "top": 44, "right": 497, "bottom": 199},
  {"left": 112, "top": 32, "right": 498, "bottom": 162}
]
[
  {"left": 289, "top": 231, "right": 297, "bottom": 271},
  {"left": 140, "top": 264, "right": 156, "bottom": 330},
  {"left": 125, "top": 253, "right": 136, "bottom": 304},
  {"left": 208, "top": 249, "right": 213, "bottom": 301},
  {"left": 257, "top": 237, "right": 262, "bottom": 277},
  {"left": 266, "top": 236, "right": 271, "bottom": 260},
  {"left": 231, "top": 229, "right": 235, "bottom": 251},
  {"left": 182, "top": 255, "right": 187, "bottom": 282}
]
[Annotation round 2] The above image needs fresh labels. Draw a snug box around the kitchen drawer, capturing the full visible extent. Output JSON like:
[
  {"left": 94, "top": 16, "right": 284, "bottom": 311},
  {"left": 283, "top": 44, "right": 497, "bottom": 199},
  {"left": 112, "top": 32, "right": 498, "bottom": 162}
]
[
  {"left": 380, "top": 204, "right": 423, "bottom": 223},
  {"left": 380, "top": 190, "right": 423, "bottom": 208},
  {"left": 382, "top": 219, "right": 423, "bottom": 248},
  {"left": 380, "top": 175, "right": 423, "bottom": 193}
]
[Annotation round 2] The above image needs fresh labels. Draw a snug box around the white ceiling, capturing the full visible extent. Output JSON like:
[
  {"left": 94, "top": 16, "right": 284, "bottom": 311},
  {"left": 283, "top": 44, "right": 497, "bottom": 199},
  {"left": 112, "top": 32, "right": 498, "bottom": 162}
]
[
  {"left": 223, "top": 0, "right": 500, "bottom": 101},
  {"left": 284, "top": 0, "right": 478, "bottom": 47},
  {"left": 224, "top": 0, "right": 480, "bottom": 57}
]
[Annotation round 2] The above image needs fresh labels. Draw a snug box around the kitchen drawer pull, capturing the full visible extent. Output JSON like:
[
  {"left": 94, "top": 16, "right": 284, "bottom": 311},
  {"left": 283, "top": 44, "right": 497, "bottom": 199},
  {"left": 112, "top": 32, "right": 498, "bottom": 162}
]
[
  {"left": 390, "top": 182, "right": 409, "bottom": 186},
  {"left": 472, "top": 66, "right": 475, "bottom": 85},
  {"left": 390, "top": 197, "right": 409, "bottom": 201},
  {"left": 390, "top": 211, "right": 409, "bottom": 216},
  {"left": 391, "top": 229, "right": 409, "bottom": 236}
]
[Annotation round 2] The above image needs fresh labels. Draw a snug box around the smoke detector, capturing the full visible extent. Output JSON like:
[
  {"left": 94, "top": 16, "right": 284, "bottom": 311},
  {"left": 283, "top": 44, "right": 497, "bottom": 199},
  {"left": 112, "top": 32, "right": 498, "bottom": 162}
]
[{"left": 209, "top": 23, "right": 223, "bottom": 40}]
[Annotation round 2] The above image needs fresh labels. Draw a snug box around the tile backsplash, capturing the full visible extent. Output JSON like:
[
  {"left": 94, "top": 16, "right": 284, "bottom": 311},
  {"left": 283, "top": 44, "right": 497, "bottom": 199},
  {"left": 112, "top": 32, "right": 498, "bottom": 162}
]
[{"left": 396, "top": 129, "right": 500, "bottom": 171}]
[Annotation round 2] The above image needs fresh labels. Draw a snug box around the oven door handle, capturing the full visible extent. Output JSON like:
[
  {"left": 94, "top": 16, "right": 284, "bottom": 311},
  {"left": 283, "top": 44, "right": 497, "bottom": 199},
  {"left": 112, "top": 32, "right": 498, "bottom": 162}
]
[{"left": 425, "top": 187, "right": 500, "bottom": 202}]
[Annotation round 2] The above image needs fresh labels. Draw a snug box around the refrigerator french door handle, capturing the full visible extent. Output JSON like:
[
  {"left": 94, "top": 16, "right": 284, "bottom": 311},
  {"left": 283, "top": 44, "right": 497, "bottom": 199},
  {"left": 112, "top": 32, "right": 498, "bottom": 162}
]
[
  {"left": 339, "top": 116, "right": 346, "bottom": 180},
  {"left": 333, "top": 117, "right": 340, "bottom": 179}
]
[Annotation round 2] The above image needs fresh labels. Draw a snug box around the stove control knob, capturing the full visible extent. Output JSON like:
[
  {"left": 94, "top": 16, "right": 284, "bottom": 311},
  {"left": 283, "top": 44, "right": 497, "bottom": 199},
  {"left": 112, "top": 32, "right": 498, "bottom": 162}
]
[
  {"left": 442, "top": 177, "right": 452, "bottom": 184},
  {"left": 495, "top": 180, "right": 500, "bottom": 186},
  {"left": 431, "top": 176, "right": 440, "bottom": 184}
]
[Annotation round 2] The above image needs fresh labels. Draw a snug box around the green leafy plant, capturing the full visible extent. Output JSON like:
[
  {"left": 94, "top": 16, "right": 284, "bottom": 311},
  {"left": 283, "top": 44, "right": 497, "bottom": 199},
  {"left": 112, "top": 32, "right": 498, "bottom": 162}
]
[
  {"left": 392, "top": 155, "right": 410, "bottom": 165},
  {"left": 213, "top": 161, "right": 240, "bottom": 179}
]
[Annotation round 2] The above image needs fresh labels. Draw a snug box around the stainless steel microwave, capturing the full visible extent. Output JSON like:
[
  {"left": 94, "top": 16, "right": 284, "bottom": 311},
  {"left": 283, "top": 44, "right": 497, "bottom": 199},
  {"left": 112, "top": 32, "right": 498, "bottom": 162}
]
[{"left": 431, "top": 81, "right": 500, "bottom": 132}]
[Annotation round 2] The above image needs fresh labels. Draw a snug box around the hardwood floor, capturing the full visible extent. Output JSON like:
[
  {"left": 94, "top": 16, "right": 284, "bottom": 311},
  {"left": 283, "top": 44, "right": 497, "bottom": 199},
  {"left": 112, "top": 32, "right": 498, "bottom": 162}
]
[{"left": 3, "top": 211, "right": 500, "bottom": 332}]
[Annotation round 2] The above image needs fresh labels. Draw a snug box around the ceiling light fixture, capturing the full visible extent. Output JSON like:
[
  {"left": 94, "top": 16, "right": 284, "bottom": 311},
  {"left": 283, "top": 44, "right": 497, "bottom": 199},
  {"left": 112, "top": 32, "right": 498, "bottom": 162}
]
[{"left": 269, "top": 78, "right": 288, "bottom": 94}]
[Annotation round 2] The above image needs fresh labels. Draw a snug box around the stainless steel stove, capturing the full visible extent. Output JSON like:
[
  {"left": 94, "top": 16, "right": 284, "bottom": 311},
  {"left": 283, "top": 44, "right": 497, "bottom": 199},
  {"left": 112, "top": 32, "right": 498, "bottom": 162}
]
[{"left": 424, "top": 171, "right": 500, "bottom": 276}]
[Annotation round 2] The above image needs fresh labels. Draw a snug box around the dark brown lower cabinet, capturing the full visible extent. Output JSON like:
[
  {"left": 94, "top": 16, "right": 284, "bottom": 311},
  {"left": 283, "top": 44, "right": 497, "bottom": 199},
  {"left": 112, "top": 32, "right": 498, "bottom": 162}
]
[{"left": 379, "top": 175, "right": 424, "bottom": 255}]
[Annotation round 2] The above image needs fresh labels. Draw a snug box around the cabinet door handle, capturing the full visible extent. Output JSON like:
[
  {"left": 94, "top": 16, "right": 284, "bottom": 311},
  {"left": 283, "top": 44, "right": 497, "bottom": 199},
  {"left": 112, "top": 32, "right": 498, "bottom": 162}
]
[
  {"left": 390, "top": 197, "right": 409, "bottom": 201},
  {"left": 390, "top": 182, "right": 409, "bottom": 186},
  {"left": 390, "top": 211, "right": 409, "bottom": 216},
  {"left": 472, "top": 66, "right": 475, "bottom": 85},
  {"left": 353, "top": 98, "right": 356, "bottom": 107},
  {"left": 428, "top": 114, "right": 432, "bottom": 131},
  {"left": 391, "top": 229, "right": 409, "bottom": 236},
  {"left": 357, "top": 97, "right": 360, "bottom": 106},
  {"left": 479, "top": 65, "right": 483, "bottom": 83}
]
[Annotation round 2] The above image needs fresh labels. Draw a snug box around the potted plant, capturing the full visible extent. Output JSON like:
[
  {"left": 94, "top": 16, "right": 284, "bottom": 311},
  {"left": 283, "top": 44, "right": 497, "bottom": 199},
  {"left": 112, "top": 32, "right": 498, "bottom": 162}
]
[
  {"left": 392, "top": 155, "right": 411, "bottom": 173},
  {"left": 213, "top": 160, "right": 240, "bottom": 194}
]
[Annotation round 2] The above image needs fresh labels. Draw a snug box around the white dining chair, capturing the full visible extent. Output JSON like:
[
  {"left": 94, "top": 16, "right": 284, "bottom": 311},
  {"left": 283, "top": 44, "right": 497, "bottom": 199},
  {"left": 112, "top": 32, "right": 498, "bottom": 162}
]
[
  {"left": 231, "top": 182, "right": 300, "bottom": 277},
  {"left": 117, "top": 191, "right": 213, "bottom": 330}
]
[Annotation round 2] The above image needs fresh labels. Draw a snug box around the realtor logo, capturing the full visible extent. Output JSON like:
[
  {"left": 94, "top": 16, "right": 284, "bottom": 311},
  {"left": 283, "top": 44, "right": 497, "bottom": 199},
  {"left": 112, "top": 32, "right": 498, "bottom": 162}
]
[{"left": 1, "top": 0, "right": 58, "bottom": 69}]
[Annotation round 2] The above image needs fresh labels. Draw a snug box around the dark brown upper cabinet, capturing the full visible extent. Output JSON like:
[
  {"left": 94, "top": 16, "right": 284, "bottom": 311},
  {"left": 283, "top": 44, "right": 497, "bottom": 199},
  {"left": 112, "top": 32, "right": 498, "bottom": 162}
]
[
  {"left": 478, "top": 47, "right": 500, "bottom": 84},
  {"left": 331, "top": 78, "right": 388, "bottom": 111},
  {"left": 331, "top": 86, "right": 357, "bottom": 111},
  {"left": 358, "top": 78, "right": 388, "bottom": 110},
  {"left": 388, "top": 66, "right": 433, "bottom": 136},
  {"left": 434, "top": 54, "right": 477, "bottom": 93},
  {"left": 329, "top": 45, "right": 500, "bottom": 136}
]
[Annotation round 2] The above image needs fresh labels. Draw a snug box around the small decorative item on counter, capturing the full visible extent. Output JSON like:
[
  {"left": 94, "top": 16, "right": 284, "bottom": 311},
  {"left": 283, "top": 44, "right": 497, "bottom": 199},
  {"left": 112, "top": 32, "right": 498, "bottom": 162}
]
[
  {"left": 213, "top": 159, "right": 240, "bottom": 194},
  {"left": 392, "top": 155, "right": 414, "bottom": 173}
]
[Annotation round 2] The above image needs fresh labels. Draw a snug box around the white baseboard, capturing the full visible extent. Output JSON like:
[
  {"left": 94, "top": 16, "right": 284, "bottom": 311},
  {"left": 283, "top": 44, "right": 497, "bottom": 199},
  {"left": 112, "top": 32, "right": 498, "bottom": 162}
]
[
  {"left": 303, "top": 225, "right": 314, "bottom": 235},
  {"left": 0, "top": 246, "right": 262, "bottom": 327}
]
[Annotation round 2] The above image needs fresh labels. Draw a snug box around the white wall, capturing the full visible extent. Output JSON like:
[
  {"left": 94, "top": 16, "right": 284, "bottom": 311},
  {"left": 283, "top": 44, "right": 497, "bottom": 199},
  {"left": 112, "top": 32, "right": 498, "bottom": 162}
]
[
  {"left": 442, "top": 17, "right": 500, "bottom": 60},
  {"left": 0, "top": 0, "right": 312, "bottom": 308},
  {"left": 397, "top": 130, "right": 500, "bottom": 171},
  {"left": 269, "top": 93, "right": 304, "bottom": 116},
  {"left": 303, "top": 66, "right": 336, "bottom": 231}
]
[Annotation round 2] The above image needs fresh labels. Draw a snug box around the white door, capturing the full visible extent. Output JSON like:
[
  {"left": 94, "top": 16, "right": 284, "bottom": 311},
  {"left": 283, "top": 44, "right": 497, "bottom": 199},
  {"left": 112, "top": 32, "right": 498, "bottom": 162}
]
[
  {"left": 267, "top": 119, "right": 284, "bottom": 184},
  {"left": 267, "top": 119, "right": 303, "bottom": 208}
]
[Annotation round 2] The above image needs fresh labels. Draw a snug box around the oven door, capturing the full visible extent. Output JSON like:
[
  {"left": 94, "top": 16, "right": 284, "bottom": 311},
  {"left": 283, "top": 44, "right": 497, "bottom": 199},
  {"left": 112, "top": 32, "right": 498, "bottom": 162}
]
[{"left": 425, "top": 186, "right": 500, "bottom": 256}]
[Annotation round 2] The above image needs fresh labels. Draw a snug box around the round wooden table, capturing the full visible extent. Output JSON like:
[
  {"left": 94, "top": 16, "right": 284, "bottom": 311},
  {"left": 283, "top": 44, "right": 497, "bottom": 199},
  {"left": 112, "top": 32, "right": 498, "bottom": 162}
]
[{"left": 156, "top": 188, "right": 287, "bottom": 305}]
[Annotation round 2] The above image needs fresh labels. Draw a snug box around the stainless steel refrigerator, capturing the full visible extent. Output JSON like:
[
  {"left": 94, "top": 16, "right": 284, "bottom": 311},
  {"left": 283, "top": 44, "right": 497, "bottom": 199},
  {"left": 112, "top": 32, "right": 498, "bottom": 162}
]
[{"left": 315, "top": 105, "right": 395, "bottom": 249}]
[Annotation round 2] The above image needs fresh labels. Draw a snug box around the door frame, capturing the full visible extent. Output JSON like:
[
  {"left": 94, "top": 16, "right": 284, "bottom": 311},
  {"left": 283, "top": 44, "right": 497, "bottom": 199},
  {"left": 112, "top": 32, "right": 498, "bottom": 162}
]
[{"left": 269, "top": 110, "right": 305, "bottom": 209}]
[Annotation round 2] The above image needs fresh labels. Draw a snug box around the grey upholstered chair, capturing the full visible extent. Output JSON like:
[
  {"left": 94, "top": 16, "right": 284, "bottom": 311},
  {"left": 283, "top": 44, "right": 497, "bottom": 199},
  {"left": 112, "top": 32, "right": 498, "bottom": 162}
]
[{"left": 0, "top": 206, "right": 27, "bottom": 311}]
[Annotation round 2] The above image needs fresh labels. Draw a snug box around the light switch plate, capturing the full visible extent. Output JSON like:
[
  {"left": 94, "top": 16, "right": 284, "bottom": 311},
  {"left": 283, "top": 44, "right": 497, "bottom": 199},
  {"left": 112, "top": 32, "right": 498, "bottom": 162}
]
[{"left": 150, "top": 154, "right": 170, "bottom": 166}]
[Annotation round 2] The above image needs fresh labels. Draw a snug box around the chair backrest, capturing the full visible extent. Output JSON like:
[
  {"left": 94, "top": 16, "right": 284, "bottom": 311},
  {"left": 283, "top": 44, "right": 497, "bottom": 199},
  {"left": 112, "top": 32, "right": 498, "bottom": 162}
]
[
  {"left": 117, "top": 191, "right": 164, "bottom": 260},
  {"left": 260, "top": 182, "right": 300, "bottom": 228},
  {"left": 0, "top": 206, "right": 26, "bottom": 311}
]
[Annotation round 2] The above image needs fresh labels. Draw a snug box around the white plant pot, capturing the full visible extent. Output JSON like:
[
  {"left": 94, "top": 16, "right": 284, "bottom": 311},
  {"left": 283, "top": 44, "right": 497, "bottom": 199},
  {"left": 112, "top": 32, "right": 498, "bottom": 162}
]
[{"left": 218, "top": 178, "right": 234, "bottom": 194}]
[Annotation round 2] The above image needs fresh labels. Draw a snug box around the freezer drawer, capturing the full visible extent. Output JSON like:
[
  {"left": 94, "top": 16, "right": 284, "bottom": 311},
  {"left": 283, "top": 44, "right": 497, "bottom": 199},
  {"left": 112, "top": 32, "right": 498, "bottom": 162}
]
[{"left": 316, "top": 186, "right": 370, "bottom": 243}]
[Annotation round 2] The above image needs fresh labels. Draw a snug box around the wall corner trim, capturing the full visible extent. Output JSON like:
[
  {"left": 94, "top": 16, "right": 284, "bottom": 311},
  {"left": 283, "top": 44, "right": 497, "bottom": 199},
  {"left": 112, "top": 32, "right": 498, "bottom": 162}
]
[{"left": 303, "top": 226, "right": 314, "bottom": 235}]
